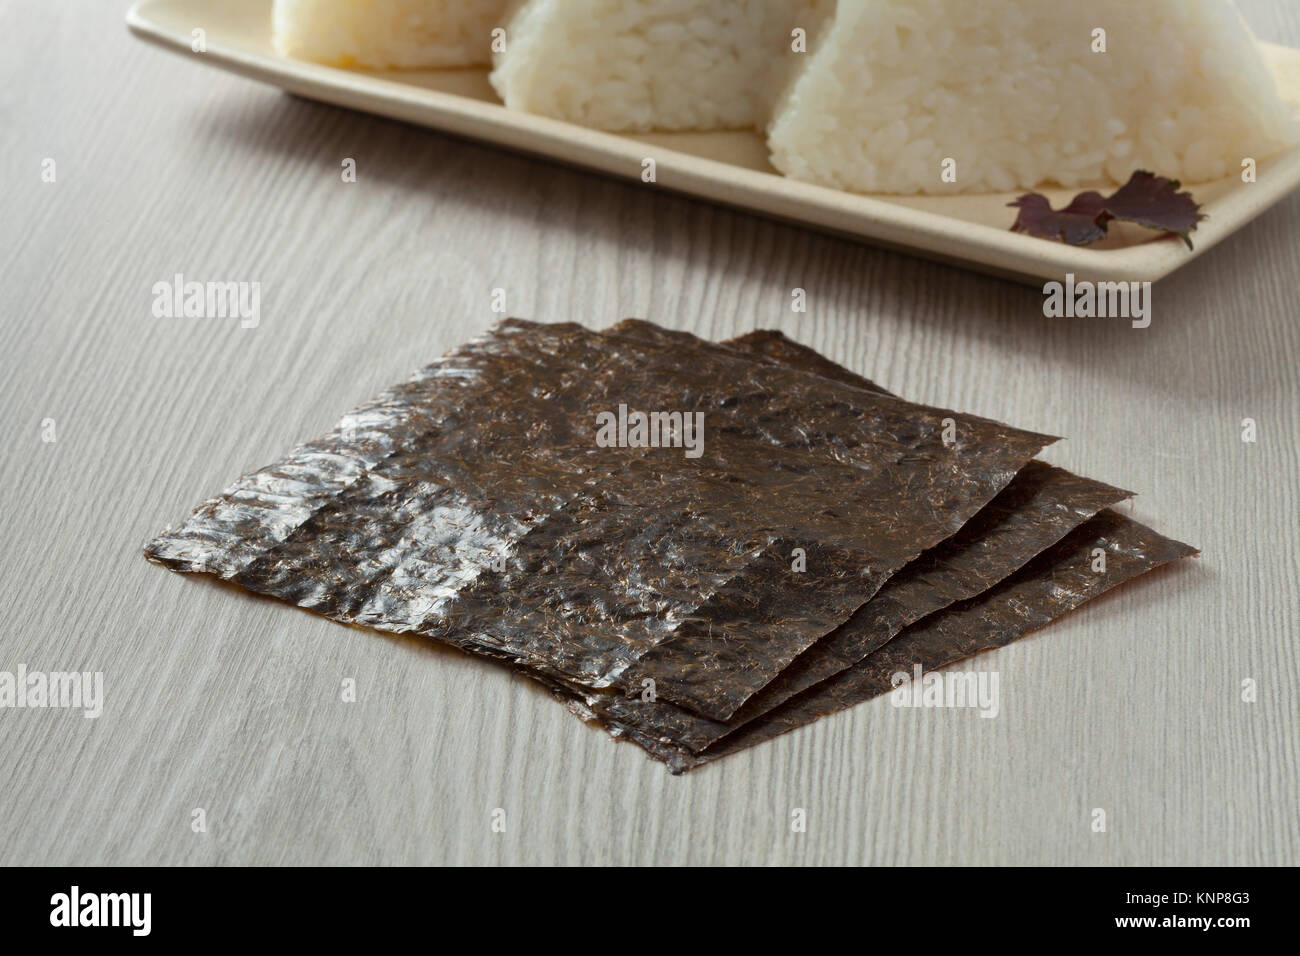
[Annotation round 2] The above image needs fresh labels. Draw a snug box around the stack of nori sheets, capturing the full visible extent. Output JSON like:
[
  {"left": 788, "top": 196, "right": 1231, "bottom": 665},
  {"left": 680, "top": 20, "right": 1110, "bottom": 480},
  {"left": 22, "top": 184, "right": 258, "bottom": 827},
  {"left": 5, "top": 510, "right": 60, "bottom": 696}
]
[{"left": 146, "top": 319, "right": 1196, "bottom": 772}]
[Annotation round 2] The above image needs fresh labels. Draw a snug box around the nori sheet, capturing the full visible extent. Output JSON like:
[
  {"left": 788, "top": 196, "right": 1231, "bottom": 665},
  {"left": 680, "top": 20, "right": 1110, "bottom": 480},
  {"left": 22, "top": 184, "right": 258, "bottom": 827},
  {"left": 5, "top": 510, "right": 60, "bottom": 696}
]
[
  {"left": 586, "top": 459, "right": 1131, "bottom": 752},
  {"left": 573, "top": 325, "right": 1129, "bottom": 751},
  {"left": 588, "top": 322, "right": 1057, "bottom": 718},
  {"left": 146, "top": 319, "right": 1054, "bottom": 721},
  {"left": 601, "top": 509, "right": 1198, "bottom": 772}
]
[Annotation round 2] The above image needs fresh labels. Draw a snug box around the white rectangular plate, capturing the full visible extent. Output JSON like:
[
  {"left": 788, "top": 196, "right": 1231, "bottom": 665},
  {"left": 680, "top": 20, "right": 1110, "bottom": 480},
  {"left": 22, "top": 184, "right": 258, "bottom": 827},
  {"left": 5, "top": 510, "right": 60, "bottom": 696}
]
[{"left": 128, "top": 0, "right": 1300, "bottom": 285}]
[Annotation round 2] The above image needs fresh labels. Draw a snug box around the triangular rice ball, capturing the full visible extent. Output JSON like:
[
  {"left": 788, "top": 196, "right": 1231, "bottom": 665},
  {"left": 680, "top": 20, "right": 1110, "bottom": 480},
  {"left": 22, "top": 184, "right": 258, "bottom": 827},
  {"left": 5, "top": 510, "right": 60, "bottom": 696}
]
[
  {"left": 768, "top": 0, "right": 1299, "bottom": 194},
  {"left": 491, "top": 0, "right": 829, "bottom": 132},
  {"left": 273, "top": 0, "right": 510, "bottom": 69}
]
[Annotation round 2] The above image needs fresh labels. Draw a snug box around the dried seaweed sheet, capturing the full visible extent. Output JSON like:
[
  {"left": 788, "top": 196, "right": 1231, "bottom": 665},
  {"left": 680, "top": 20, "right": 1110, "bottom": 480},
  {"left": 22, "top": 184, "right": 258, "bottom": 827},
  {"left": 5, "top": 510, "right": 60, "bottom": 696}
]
[
  {"left": 571, "top": 326, "right": 1129, "bottom": 750},
  {"left": 587, "top": 459, "right": 1131, "bottom": 752},
  {"left": 146, "top": 319, "right": 1053, "bottom": 721},
  {"left": 604, "top": 509, "right": 1197, "bottom": 772},
  {"left": 585, "top": 322, "right": 1057, "bottom": 718}
]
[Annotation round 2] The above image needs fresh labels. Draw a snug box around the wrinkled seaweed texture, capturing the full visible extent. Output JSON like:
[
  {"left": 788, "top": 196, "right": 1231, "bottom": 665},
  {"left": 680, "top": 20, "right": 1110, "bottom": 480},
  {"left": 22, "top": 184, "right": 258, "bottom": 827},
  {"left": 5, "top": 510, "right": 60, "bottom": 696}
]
[
  {"left": 629, "top": 510, "right": 1198, "bottom": 773},
  {"left": 573, "top": 326, "right": 1129, "bottom": 751},
  {"left": 147, "top": 319, "right": 1053, "bottom": 721},
  {"left": 589, "top": 459, "right": 1131, "bottom": 752},
  {"left": 555, "top": 319, "right": 1054, "bottom": 718}
]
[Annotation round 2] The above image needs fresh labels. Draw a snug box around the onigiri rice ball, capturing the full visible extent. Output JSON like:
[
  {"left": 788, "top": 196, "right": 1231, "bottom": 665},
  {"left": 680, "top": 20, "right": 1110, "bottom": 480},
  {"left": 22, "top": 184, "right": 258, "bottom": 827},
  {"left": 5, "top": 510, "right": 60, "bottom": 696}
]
[
  {"left": 768, "top": 0, "right": 1300, "bottom": 194},
  {"left": 490, "top": 0, "right": 830, "bottom": 132},
  {"left": 272, "top": 0, "right": 511, "bottom": 69}
]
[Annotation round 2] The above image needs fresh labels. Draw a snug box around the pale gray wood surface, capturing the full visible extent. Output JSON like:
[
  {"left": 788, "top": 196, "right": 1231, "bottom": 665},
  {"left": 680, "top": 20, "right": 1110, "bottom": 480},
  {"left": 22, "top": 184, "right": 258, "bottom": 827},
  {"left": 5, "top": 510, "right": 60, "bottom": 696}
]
[{"left": 1, "top": 1, "right": 1296, "bottom": 866}]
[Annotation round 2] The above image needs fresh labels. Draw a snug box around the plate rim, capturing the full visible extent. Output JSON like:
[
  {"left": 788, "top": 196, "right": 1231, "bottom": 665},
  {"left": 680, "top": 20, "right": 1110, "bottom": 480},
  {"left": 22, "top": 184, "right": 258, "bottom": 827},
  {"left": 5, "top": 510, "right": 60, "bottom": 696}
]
[{"left": 126, "top": 0, "right": 1300, "bottom": 287}]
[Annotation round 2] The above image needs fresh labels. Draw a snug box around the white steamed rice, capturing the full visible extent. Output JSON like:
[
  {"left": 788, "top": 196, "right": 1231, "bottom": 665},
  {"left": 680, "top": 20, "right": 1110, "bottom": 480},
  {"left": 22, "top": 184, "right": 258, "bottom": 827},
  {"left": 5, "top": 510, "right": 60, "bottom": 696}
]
[
  {"left": 272, "top": 0, "right": 510, "bottom": 69},
  {"left": 490, "top": 0, "right": 829, "bottom": 132},
  {"left": 768, "top": 0, "right": 1300, "bottom": 194}
]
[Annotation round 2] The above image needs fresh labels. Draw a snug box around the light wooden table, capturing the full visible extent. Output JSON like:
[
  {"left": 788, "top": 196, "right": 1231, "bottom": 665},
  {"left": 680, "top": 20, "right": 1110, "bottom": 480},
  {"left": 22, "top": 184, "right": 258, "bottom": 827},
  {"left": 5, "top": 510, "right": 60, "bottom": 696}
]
[{"left": 2, "top": 1, "right": 1297, "bottom": 866}]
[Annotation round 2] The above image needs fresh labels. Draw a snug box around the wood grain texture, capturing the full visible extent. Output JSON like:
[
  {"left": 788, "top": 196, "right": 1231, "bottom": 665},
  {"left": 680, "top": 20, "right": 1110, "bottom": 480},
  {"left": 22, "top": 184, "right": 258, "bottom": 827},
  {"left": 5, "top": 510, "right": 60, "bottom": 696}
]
[{"left": 0, "top": 0, "right": 1296, "bottom": 866}]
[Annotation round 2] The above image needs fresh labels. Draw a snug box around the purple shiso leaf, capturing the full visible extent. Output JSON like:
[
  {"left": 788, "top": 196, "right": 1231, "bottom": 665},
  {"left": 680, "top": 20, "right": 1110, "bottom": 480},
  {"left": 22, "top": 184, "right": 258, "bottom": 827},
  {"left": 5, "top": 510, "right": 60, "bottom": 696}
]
[
  {"left": 1008, "top": 170, "right": 1205, "bottom": 249},
  {"left": 1008, "top": 192, "right": 1110, "bottom": 245},
  {"left": 1100, "top": 170, "right": 1206, "bottom": 250}
]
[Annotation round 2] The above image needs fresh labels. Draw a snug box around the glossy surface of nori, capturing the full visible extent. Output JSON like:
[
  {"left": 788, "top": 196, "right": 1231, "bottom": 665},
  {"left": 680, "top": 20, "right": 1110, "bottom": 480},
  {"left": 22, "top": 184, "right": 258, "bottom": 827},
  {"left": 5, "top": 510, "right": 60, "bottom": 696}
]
[
  {"left": 146, "top": 320, "right": 1053, "bottom": 720},
  {"left": 575, "top": 326, "right": 1129, "bottom": 750},
  {"left": 613, "top": 509, "right": 1198, "bottom": 772},
  {"left": 588, "top": 458, "right": 1132, "bottom": 752}
]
